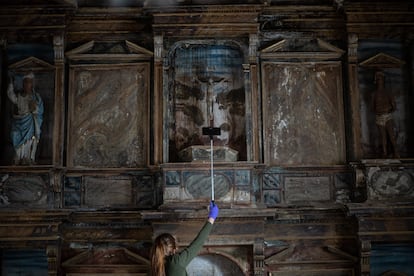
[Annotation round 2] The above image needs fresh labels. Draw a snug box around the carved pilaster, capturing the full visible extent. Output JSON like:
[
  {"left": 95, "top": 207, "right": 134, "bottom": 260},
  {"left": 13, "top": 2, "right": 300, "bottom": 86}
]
[
  {"left": 53, "top": 34, "right": 65, "bottom": 166},
  {"left": 154, "top": 35, "right": 164, "bottom": 164},
  {"left": 347, "top": 33, "right": 362, "bottom": 160},
  {"left": 154, "top": 35, "right": 163, "bottom": 63},
  {"left": 53, "top": 35, "right": 64, "bottom": 64},
  {"left": 250, "top": 63, "right": 260, "bottom": 162},
  {"left": 249, "top": 33, "right": 258, "bottom": 64},
  {"left": 243, "top": 63, "right": 253, "bottom": 162},
  {"left": 360, "top": 240, "right": 371, "bottom": 276},
  {"left": 253, "top": 238, "right": 265, "bottom": 276},
  {"left": 348, "top": 33, "right": 358, "bottom": 63},
  {"left": 47, "top": 245, "right": 59, "bottom": 276}
]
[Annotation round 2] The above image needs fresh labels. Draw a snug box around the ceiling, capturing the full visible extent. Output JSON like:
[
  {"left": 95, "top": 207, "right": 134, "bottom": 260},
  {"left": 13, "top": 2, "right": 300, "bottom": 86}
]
[{"left": 0, "top": 0, "right": 345, "bottom": 8}]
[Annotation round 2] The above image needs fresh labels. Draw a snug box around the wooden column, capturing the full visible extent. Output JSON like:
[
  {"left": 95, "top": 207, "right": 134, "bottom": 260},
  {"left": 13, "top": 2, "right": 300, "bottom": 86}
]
[
  {"left": 249, "top": 33, "right": 260, "bottom": 162},
  {"left": 53, "top": 34, "right": 65, "bottom": 166},
  {"left": 153, "top": 35, "right": 163, "bottom": 164},
  {"left": 347, "top": 33, "right": 362, "bottom": 160}
]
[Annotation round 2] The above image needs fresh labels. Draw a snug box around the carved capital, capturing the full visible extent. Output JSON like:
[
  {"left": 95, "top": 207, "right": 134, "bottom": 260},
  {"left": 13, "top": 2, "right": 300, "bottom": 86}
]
[
  {"left": 347, "top": 33, "right": 358, "bottom": 62},
  {"left": 53, "top": 34, "right": 64, "bottom": 63},
  {"left": 249, "top": 33, "right": 258, "bottom": 63},
  {"left": 154, "top": 35, "right": 163, "bottom": 62}
]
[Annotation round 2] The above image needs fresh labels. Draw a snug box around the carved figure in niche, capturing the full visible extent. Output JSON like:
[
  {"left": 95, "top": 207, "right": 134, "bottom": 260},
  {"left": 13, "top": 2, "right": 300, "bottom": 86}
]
[
  {"left": 371, "top": 71, "right": 399, "bottom": 158},
  {"left": 7, "top": 72, "right": 44, "bottom": 165},
  {"left": 169, "top": 44, "right": 246, "bottom": 161}
]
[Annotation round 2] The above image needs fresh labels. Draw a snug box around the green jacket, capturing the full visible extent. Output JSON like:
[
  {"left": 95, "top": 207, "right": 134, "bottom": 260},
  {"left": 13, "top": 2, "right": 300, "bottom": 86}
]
[{"left": 165, "top": 221, "right": 213, "bottom": 276}]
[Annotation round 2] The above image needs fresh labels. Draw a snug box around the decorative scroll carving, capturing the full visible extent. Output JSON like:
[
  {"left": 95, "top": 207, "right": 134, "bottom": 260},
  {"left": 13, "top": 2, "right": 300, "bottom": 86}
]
[{"left": 367, "top": 167, "right": 414, "bottom": 200}]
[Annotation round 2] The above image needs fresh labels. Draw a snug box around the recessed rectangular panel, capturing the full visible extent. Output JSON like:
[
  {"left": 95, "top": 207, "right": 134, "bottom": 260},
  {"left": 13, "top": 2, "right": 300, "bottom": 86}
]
[{"left": 284, "top": 176, "right": 331, "bottom": 203}]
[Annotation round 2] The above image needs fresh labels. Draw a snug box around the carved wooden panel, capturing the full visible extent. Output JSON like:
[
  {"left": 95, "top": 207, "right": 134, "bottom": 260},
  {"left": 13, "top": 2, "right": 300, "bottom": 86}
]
[
  {"left": 62, "top": 247, "right": 149, "bottom": 275},
  {"left": 262, "top": 62, "right": 345, "bottom": 166},
  {"left": 67, "top": 63, "right": 149, "bottom": 168},
  {"left": 162, "top": 165, "right": 253, "bottom": 205},
  {"left": 64, "top": 174, "right": 156, "bottom": 209},
  {"left": 366, "top": 166, "right": 414, "bottom": 200},
  {"left": 0, "top": 173, "right": 49, "bottom": 207},
  {"left": 284, "top": 176, "right": 331, "bottom": 203}
]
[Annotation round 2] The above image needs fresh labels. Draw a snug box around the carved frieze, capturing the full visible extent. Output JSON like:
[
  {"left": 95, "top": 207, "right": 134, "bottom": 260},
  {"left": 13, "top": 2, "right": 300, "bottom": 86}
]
[
  {"left": 64, "top": 174, "right": 157, "bottom": 209},
  {"left": 162, "top": 164, "right": 255, "bottom": 205}
]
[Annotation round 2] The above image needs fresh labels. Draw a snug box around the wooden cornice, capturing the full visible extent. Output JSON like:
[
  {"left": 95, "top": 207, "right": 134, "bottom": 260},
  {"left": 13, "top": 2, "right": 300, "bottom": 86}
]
[
  {"left": 260, "top": 38, "right": 344, "bottom": 61},
  {"left": 65, "top": 40, "right": 153, "bottom": 62},
  {"left": 151, "top": 5, "right": 261, "bottom": 37},
  {"left": 344, "top": 1, "right": 414, "bottom": 38},
  {"left": 0, "top": 211, "right": 69, "bottom": 246}
]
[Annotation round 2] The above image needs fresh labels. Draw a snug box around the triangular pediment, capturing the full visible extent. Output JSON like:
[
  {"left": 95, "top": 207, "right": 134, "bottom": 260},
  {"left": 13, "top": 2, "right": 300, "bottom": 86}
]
[
  {"left": 66, "top": 40, "right": 153, "bottom": 62},
  {"left": 9, "top": 56, "right": 55, "bottom": 72},
  {"left": 359, "top": 53, "right": 405, "bottom": 68},
  {"left": 62, "top": 247, "right": 150, "bottom": 267},
  {"left": 260, "top": 38, "right": 344, "bottom": 60},
  {"left": 265, "top": 245, "right": 356, "bottom": 264}
]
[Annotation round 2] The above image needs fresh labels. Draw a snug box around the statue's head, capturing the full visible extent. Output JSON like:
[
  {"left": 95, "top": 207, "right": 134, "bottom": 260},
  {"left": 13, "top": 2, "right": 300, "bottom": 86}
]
[{"left": 23, "top": 72, "right": 34, "bottom": 94}]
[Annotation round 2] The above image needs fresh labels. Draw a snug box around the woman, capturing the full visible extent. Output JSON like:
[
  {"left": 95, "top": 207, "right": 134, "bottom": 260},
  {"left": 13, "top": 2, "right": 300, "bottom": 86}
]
[{"left": 150, "top": 201, "right": 219, "bottom": 276}]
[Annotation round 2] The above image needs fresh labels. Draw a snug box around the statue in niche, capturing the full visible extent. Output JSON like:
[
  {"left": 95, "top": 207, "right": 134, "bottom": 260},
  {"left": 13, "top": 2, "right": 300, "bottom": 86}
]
[
  {"left": 371, "top": 70, "right": 399, "bottom": 158},
  {"left": 7, "top": 72, "right": 44, "bottom": 165}
]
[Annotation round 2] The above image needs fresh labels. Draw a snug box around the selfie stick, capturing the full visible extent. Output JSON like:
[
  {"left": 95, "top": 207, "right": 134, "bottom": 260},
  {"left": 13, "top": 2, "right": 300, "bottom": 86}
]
[{"left": 202, "top": 126, "right": 221, "bottom": 203}]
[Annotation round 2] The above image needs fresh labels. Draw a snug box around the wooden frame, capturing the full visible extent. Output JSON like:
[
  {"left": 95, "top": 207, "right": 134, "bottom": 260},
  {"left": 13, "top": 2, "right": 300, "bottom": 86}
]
[
  {"left": 67, "top": 63, "right": 150, "bottom": 168},
  {"left": 261, "top": 61, "right": 346, "bottom": 166}
]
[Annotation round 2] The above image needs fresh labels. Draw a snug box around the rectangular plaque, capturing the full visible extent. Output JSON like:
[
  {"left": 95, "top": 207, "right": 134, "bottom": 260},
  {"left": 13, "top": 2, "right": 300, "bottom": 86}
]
[
  {"left": 284, "top": 176, "right": 331, "bottom": 203},
  {"left": 84, "top": 177, "right": 133, "bottom": 207}
]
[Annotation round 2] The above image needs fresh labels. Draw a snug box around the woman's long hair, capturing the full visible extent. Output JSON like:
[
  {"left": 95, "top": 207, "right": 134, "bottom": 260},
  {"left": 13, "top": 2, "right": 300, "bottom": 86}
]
[{"left": 150, "top": 233, "right": 177, "bottom": 276}]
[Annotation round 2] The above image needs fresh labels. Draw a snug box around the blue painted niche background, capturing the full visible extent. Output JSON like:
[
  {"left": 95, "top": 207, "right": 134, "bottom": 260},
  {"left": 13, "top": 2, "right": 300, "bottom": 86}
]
[
  {"left": 370, "top": 243, "right": 414, "bottom": 276},
  {"left": 1, "top": 249, "right": 48, "bottom": 275}
]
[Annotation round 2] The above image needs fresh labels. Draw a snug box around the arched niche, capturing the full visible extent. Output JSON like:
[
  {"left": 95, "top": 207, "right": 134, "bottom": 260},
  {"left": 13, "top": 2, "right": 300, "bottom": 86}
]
[
  {"left": 187, "top": 253, "right": 246, "bottom": 275},
  {"left": 165, "top": 40, "right": 248, "bottom": 163}
]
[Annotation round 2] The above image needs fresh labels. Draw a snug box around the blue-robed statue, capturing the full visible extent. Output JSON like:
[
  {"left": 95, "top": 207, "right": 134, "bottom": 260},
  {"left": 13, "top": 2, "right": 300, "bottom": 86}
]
[{"left": 7, "top": 72, "right": 44, "bottom": 165}]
